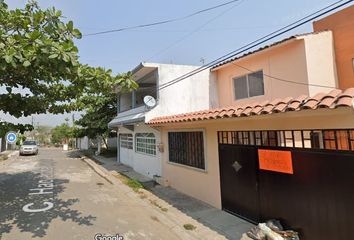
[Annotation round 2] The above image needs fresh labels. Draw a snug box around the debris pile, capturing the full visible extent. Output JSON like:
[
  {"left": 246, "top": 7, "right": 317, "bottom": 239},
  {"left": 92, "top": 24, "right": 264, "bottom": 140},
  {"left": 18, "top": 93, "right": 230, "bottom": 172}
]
[{"left": 241, "top": 220, "right": 299, "bottom": 240}]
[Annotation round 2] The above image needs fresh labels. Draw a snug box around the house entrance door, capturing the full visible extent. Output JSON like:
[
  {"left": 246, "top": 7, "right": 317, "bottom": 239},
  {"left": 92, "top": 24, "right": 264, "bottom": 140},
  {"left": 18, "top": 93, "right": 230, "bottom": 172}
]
[
  {"left": 119, "top": 133, "right": 134, "bottom": 167},
  {"left": 218, "top": 144, "right": 260, "bottom": 222}
]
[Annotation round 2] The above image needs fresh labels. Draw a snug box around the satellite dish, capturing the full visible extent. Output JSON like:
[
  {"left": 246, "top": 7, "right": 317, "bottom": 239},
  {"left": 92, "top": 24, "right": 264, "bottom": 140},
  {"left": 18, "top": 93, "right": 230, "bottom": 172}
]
[{"left": 143, "top": 95, "right": 157, "bottom": 108}]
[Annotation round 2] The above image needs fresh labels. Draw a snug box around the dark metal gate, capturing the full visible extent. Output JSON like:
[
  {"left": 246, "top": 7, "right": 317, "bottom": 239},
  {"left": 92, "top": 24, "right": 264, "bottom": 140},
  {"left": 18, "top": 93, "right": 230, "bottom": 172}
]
[
  {"left": 219, "top": 144, "right": 260, "bottom": 222},
  {"left": 218, "top": 130, "right": 354, "bottom": 240}
]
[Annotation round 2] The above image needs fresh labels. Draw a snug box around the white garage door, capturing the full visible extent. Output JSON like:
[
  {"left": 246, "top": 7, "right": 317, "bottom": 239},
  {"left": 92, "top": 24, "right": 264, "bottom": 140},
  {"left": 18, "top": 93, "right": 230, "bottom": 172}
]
[{"left": 119, "top": 134, "right": 134, "bottom": 167}]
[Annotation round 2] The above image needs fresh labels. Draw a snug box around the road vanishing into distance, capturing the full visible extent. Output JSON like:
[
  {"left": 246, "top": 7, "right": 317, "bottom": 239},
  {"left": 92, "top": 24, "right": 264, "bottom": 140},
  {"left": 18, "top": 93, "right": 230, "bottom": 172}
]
[{"left": 0, "top": 148, "right": 182, "bottom": 240}]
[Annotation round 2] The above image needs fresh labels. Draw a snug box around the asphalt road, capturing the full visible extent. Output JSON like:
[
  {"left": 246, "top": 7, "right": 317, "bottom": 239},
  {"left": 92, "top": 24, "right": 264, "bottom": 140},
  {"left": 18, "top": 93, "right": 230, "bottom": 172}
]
[{"left": 0, "top": 148, "right": 182, "bottom": 240}]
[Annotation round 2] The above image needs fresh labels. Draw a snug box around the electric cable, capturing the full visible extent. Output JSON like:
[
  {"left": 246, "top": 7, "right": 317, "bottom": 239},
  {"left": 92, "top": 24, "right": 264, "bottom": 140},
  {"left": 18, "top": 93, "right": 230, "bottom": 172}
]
[
  {"left": 84, "top": 0, "right": 241, "bottom": 36},
  {"left": 157, "top": 0, "right": 353, "bottom": 91}
]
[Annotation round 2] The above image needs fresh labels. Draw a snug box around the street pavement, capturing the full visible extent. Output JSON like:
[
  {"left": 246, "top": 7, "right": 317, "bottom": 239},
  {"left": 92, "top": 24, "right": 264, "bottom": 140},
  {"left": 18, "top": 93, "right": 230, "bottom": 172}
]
[{"left": 0, "top": 148, "right": 183, "bottom": 240}]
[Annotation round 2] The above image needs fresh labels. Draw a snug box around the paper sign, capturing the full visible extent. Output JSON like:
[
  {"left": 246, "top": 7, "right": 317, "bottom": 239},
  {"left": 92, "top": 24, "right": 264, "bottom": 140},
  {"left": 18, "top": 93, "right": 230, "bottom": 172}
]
[{"left": 258, "top": 149, "right": 293, "bottom": 174}]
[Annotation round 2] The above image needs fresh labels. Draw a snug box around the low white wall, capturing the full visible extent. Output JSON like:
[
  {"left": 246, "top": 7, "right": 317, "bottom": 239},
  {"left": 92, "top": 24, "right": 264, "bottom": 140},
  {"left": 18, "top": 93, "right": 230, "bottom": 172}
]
[{"left": 78, "top": 136, "right": 89, "bottom": 150}]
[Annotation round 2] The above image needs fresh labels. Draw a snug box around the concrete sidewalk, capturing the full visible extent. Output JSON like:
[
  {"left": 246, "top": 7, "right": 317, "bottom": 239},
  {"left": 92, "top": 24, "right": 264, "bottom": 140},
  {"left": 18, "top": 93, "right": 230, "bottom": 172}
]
[
  {"left": 84, "top": 151, "right": 254, "bottom": 240},
  {"left": 0, "top": 150, "right": 18, "bottom": 160}
]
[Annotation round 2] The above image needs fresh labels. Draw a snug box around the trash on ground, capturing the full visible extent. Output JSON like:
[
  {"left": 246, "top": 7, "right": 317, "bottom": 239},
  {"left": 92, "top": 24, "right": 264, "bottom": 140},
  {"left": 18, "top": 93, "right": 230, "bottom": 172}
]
[{"left": 241, "top": 219, "right": 300, "bottom": 240}]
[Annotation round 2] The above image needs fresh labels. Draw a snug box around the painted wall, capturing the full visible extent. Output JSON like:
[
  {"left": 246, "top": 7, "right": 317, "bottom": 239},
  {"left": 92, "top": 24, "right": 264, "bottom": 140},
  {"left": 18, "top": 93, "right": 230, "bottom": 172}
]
[
  {"left": 160, "top": 108, "right": 354, "bottom": 208},
  {"left": 117, "top": 124, "right": 161, "bottom": 178},
  {"left": 313, "top": 5, "right": 354, "bottom": 89},
  {"left": 213, "top": 32, "right": 337, "bottom": 108},
  {"left": 300, "top": 31, "right": 338, "bottom": 95},
  {"left": 77, "top": 136, "right": 89, "bottom": 150},
  {"left": 145, "top": 64, "right": 218, "bottom": 121}
]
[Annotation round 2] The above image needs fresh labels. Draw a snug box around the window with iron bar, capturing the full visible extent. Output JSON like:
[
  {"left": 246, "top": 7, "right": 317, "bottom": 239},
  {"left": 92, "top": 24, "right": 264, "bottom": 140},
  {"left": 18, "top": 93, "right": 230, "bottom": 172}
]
[
  {"left": 168, "top": 131, "right": 205, "bottom": 170},
  {"left": 218, "top": 129, "right": 354, "bottom": 151}
]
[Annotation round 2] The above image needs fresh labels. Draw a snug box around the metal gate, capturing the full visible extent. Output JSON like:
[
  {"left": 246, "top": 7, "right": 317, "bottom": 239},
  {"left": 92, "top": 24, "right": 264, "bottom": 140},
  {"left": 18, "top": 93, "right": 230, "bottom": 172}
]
[
  {"left": 219, "top": 144, "right": 260, "bottom": 222},
  {"left": 218, "top": 130, "right": 354, "bottom": 240}
]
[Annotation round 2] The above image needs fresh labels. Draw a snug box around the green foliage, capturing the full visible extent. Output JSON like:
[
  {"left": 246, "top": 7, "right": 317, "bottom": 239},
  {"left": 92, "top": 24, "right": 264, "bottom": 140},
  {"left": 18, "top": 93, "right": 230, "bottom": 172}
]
[
  {"left": 0, "top": 122, "right": 33, "bottom": 137},
  {"left": 51, "top": 122, "right": 72, "bottom": 144},
  {"left": 16, "top": 133, "right": 26, "bottom": 145},
  {"left": 183, "top": 224, "right": 196, "bottom": 231},
  {"left": 74, "top": 71, "right": 137, "bottom": 143},
  {"left": 0, "top": 1, "right": 83, "bottom": 118},
  {"left": 0, "top": 1, "right": 137, "bottom": 135}
]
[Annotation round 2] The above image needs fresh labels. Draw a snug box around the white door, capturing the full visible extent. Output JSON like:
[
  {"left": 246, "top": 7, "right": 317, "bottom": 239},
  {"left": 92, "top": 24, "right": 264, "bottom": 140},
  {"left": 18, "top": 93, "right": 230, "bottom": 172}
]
[{"left": 119, "top": 134, "right": 134, "bottom": 167}]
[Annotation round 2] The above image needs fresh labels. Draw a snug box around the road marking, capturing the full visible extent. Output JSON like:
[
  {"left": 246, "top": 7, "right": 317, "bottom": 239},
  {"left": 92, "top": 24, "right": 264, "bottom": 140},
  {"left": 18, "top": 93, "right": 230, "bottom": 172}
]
[
  {"left": 22, "top": 159, "right": 55, "bottom": 213},
  {"left": 22, "top": 202, "right": 54, "bottom": 213}
]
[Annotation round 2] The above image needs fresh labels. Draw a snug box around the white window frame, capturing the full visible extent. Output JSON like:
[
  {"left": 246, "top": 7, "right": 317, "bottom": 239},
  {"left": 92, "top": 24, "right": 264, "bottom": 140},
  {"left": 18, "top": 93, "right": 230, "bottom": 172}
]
[
  {"left": 135, "top": 133, "right": 156, "bottom": 156},
  {"left": 233, "top": 70, "right": 264, "bottom": 100}
]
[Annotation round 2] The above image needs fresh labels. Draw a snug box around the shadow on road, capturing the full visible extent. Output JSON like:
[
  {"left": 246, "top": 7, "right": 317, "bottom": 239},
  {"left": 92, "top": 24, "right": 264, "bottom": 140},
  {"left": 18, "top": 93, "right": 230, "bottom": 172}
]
[{"left": 0, "top": 171, "right": 96, "bottom": 238}]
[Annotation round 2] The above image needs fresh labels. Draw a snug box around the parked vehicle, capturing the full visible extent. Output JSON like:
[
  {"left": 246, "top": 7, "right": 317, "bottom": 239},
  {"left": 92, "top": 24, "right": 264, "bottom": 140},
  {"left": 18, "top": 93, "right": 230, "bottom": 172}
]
[{"left": 19, "top": 141, "right": 39, "bottom": 156}]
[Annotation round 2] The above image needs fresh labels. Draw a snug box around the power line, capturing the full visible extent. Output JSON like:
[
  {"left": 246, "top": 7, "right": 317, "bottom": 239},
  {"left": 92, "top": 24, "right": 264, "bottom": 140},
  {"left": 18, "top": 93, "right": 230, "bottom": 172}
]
[
  {"left": 230, "top": 62, "right": 336, "bottom": 89},
  {"left": 84, "top": 0, "right": 241, "bottom": 37},
  {"left": 146, "top": 0, "right": 244, "bottom": 61},
  {"left": 157, "top": 0, "right": 353, "bottom": 91}
]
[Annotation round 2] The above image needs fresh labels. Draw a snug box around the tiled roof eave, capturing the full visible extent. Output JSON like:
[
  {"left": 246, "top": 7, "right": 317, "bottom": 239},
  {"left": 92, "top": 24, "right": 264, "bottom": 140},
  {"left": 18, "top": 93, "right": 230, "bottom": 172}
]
[{"left": 147, "top": 88, "right": 354, "bottom": 126}]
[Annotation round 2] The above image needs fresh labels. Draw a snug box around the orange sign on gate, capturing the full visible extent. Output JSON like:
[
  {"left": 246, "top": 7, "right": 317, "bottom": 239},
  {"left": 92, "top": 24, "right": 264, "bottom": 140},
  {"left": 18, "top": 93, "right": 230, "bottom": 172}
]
[{"left": 258, "top": 149, "right": 293, "bottom": 174}]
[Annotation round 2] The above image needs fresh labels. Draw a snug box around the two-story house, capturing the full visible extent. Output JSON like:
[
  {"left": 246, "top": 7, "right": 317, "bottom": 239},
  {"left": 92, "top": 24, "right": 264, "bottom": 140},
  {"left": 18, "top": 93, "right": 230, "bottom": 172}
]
[
  {"left": 147, "top": 29, "right": 354, "bottom": 239},
  {"left": 108, "top": 62, "right": 217, "bottom": 179}
]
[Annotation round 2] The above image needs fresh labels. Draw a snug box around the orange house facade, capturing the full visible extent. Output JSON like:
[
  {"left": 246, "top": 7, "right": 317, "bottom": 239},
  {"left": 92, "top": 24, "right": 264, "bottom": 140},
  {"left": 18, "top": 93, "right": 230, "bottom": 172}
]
[
  {"left": 147, "top": 30, "right": 343, "bottom": 208},
  {"left": 146, "top": 7, "right": 354, "bottom": 239},
  {"left": 313, "top": 4, "right": 354, "bottom": 89}
]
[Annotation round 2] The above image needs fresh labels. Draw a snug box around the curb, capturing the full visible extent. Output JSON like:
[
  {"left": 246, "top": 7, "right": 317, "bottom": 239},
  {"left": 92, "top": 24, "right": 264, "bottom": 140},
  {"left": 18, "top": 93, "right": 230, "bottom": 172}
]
[
  {"left": 80, "top": 154, "right": 227, "bottom": 240},
  {"left": 81, "top": 157, "right": 113, "bottom": 184}
]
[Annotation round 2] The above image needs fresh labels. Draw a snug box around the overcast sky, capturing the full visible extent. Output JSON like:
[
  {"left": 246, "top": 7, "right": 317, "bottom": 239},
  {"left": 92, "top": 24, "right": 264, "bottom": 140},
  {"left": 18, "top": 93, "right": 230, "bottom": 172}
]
[{"left": 2, "top": 0, "right": 350, "bottom": 126}]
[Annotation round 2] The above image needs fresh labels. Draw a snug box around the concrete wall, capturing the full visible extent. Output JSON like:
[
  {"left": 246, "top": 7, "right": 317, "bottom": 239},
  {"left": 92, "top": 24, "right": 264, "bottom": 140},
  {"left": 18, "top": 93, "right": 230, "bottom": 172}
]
[
  {"left": 117, "top": 124, "right": 162, "bottom": 178},
  {"left": 145, "top": 64, "right": 218, "bottom": 121},
  {"left": 213, "top": 32, "right": 337, "bottom": 108},
  {"left": 107, "top": 137, "right": 117, "bottom": 149},
  {"left": 160, "top": 108, "right": 354, "bottom": 208},
  {"left": 119, "top": 93, "right": 132, "bottom": 113},
  {"left": 313, "top": 5, "right": 354, "bottom": 89},
  {"left": 300, "top": 31, "right": 338, "bottom": 95},
  {"left": 0, "top": 137, "right": 4, "bottom": 152},
  {"left": 78, "top": 136, "right": 89, "bottom": 150}
]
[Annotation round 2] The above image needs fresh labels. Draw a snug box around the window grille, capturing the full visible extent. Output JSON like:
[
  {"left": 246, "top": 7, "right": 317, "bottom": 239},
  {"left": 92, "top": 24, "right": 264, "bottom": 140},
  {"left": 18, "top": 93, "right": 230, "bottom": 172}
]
[
  {"left": 135, "top": 133, "right": 156, "bottom": 156},
  {"left": 218, "top": 129, "right": 354, "bottom": 151},
  {"left": 168, "top": 131, "right": 205, "bottom": 170}
]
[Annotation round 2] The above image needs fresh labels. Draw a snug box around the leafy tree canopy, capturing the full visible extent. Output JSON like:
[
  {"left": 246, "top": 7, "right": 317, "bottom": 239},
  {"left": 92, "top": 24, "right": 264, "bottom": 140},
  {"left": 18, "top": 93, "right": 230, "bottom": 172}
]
[
  {"left": 0, "top": 1, "right": 137, "bottom": 134},
  {"left": 73, "top": 72, "right": 136, "bottom": 147},
  {"left": 51, "top": 121, "right": 72, "bottom": 144}
]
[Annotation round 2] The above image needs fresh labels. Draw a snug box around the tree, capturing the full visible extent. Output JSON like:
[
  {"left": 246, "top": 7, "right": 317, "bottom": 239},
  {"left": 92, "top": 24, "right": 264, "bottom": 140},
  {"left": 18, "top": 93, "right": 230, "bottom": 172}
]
[
  {"left": 0, "top": 1, "right": 137, "bottom": 134},
  {"left": 74, "top": 72, "right": 137, "bottom": 149},
  {"left": 51, "top": 122, "right": 72, "bottom": 145}
]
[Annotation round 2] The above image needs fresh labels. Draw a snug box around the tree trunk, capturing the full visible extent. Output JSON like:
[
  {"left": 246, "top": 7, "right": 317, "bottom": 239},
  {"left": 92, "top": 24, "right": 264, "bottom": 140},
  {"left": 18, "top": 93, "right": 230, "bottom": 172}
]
[
  {"left": 101, "top": 135, "right": 108, "bottom": 149},
  {"left": 95, "top": 135, "right": 101, "bottom": 155}
]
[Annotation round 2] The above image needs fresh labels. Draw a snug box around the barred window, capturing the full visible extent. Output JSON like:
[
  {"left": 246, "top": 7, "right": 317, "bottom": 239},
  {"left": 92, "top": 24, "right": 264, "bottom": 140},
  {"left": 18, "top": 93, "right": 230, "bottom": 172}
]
[
  {"left": 218, "top": 129, "right": 354, "bottom": 151},
  {"left": 120, "top": 134, "right": 133, "bottom": 149},
  {"left": 135, "top": 133, "right": 156, "bottom": 156},
  {"left": 168, "top": 131, "right": 205, "bottom": 170}
]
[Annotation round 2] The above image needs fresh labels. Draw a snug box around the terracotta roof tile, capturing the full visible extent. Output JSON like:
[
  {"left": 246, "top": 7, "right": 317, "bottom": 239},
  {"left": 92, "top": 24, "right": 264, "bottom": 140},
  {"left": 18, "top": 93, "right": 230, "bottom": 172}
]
[{"left": 147, "top": 88, "right": 354, "bottom": 125}]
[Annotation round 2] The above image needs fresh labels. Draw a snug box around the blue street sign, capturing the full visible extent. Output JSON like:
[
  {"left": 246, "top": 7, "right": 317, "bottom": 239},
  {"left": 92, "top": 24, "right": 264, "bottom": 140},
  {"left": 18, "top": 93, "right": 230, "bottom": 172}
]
[{"left": 6, "top": 132, "right": 17, "bottom": 144}]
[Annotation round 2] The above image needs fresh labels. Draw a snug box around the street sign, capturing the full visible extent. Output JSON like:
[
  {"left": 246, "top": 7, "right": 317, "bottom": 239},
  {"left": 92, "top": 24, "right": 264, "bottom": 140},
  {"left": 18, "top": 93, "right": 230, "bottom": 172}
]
[{"left": 6, "top": 132, "right": 17, "bottom": 144}]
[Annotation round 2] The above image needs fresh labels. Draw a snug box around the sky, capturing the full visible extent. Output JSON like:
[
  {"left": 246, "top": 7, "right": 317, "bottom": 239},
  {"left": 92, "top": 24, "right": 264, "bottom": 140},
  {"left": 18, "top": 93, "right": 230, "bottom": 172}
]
[{"left": 1, "top": 0, "right": 351, "bottom": 126}]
